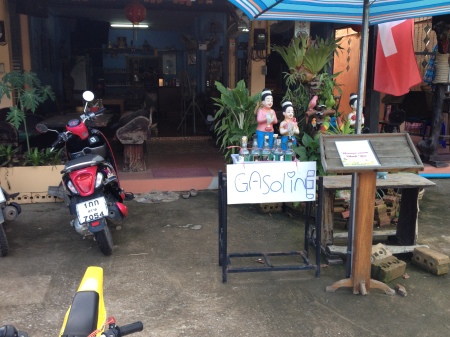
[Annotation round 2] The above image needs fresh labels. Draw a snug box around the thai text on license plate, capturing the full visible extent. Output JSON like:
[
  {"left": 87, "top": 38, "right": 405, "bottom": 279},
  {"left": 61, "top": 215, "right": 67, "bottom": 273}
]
[{"left": 76, "top": 197, "right": 108, "bottom": 223}]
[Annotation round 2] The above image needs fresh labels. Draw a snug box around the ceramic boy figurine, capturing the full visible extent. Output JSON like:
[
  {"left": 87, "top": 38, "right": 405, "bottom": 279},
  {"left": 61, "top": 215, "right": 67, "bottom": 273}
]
[
  {"left": 256, "top": 88, "right": 278, "bottom": 148},
  {"left": 279, "top": 101, "right": 299, "bottom": 150}
]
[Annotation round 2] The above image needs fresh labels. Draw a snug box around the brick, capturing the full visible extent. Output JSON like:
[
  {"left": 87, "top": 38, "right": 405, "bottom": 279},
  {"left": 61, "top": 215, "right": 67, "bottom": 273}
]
[
  {"left": 412, "top": 247, "right": 450, "bottom": 275},
  {"left": 334, "top": 206, "right": 346, "bottom": 213},
  {"left": 259, "top": 203, "right": 283, "bottom": 213},
  {"left": 375, "top": 199, "right": 384, "bottom": 206},
  {"left": 342, "top": 210, "right": 350, "bottom": 219},
  {"left": 375, "top": 204, "right": 387, "bottom": 212},
  {"left": 371, "top": 256, "right": 406, "bottom": 283},
  {"left": 383, "top": 195, "right": 399, "bottom": 206},
  {"left": 371, "top": 243, "right": 393, "bottom": 263},
  {"left": 378, "top": 217, "right": 392, "bottom": 227}
]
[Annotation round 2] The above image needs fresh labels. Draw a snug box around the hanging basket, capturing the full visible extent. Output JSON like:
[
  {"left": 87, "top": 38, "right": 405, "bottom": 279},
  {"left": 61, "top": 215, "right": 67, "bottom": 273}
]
[{"left": 433, "top": 52, "right": 449, "bottom": 84}]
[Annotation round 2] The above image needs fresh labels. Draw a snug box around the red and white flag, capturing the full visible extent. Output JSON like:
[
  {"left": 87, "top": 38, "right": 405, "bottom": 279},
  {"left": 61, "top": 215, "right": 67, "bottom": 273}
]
[{"left": 374, "top": 19, "right": 422, "bottom": 96}]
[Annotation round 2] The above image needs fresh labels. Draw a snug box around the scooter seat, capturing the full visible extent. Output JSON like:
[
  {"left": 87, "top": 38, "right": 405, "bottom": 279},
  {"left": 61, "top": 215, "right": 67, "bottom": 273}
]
[
  {"left": 61, "top": 290, "right": 99, "bottom": 337},
  {"left": 63, "top": 154, "right": 105, "bottom": 174}
]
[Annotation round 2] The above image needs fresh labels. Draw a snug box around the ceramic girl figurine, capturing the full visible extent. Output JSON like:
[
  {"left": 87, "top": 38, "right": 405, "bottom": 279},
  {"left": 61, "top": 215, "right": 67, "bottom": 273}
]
[
  {"left": 279, "top": 101, "right": 299, "bottom": 150},
  {"left": 256, "top": 88, "right": 278, "bottom": 148},
  {"left": 347, "top": 93, "right": 364, "bottom": 127}
]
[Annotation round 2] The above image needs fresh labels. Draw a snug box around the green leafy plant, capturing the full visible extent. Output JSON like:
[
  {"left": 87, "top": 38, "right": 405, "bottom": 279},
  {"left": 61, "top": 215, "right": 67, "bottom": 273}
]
[
  {"left": 321, "top": 115, "right": 355, "bottom": 135},
  {"left": 0, "top": 144, "right": 19, "bottom": 167},
  {"left": 272, "top": 35, "right": 342, "bottom": 84},
  {"left": 272, "top": 35, "right": 309, "bottom": 75},
  {"left": 212, "top": 80, "right": 260, "bottom": 162},
  {"left": 21, "top": 147, "right": 47, "bottom": 166},
  {"left": 20, "top": 147, "right": 63, "bottom": 166},
  {"left": 303, "top": 36, "right": 342, "bottom": 75},
  {"left": 0, "top": 71, "right": 55, "bottom": 155},
  {"left": 42, "top": 148, "right": 64, "bottom": 166},
  {"left": 294, "top": 133, "right": 325, "bottom": 176},
  {"left": 312, "top": 72, "right": 343, "bottom": 109}
]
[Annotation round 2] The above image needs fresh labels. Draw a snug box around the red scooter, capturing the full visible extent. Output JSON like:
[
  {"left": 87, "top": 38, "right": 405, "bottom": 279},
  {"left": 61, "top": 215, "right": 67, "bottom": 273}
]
[{"left": 36, "top": 91, "right": 131, "bottom": 256}]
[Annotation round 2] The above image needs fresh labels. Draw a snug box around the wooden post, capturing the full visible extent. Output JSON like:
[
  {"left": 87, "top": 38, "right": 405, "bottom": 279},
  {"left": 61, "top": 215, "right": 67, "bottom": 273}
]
[{"left": 352, "top": 171, "right": 376, "bottom": 294}]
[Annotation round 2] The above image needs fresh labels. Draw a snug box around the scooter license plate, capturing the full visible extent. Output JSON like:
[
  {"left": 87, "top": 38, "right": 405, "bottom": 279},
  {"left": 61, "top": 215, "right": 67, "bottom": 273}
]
[
  {"left": 0, "top": 189, "right": 5, "bottom": 203},
  {"left": 76, "top": 197, "right": 108, "bottom": 223}
]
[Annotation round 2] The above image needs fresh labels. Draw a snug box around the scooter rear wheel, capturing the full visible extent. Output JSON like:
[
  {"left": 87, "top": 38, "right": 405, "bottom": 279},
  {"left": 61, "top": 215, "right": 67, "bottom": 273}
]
[
  {"left": 94, "top": 224, "right": 113, "bottom": 256},
  {"left": 0, "top": 223, "right": 8, "bottom": 257}
]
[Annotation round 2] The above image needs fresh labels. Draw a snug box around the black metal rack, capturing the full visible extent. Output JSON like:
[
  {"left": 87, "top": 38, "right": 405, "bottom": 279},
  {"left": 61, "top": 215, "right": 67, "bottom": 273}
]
[{"left": 218, "top": 170, "right": 322, "bottom": 283}]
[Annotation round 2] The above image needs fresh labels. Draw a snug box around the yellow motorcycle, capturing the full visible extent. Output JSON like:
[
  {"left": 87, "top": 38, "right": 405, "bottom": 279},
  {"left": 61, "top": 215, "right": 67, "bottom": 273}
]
[{"left": 1, "top": 266, "right": 143, "bottom": 337}]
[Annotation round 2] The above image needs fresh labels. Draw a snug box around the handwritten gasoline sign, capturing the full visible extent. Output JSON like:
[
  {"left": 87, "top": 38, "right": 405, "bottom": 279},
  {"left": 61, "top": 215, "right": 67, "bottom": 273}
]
[{"left": 226, "top": 161, "right": 316, "bottom": 205}]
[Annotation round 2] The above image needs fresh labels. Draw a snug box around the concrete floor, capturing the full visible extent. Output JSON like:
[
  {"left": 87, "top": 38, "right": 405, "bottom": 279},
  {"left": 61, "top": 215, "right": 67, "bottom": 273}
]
[{"left": 1, "top": 179, "right": 450, "bottom": 337}]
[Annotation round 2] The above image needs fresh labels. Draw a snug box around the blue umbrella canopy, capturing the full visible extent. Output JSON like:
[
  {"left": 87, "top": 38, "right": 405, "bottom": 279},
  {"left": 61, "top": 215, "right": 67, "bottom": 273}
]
[{"left": 231, "top": 0, "right": 450, "bottom": 26}]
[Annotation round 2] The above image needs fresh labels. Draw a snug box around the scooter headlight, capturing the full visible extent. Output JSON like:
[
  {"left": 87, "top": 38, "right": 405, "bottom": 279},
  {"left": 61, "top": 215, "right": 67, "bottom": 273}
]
[
  {"left": 66, "top": 180, "right": 79, "bottom": 195},
  {"left": 95, "top": 172, "right": 103, "bottom": 188}
]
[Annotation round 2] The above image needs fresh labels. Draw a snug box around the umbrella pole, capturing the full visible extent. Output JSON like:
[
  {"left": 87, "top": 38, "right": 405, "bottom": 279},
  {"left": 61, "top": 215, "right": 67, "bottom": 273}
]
[{"left": 346, "top": 0, "right": 371, "bottom": 280}]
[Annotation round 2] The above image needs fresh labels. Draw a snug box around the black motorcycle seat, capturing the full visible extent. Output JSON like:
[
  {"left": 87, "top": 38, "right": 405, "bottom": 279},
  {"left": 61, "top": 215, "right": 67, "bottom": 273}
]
[
  {"left": 61, "top": 291, "right": 99, "bottom": 337},
  {"left": 63, "top": 154, "right": 105, "bottom": 173}
]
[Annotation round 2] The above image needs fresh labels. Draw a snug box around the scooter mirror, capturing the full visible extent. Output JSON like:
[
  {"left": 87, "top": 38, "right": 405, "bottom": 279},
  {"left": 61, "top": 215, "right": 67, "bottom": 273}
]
[
  {"left": 82, "top": 91, "right": 95, "bottom": 102},
  {"left": 35, "top": 123, "right": 48, "bottom": 133}
]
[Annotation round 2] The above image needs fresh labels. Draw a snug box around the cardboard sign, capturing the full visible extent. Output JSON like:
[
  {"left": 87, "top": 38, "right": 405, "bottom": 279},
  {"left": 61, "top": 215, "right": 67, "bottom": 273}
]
[
  {"left": 226, "top": 161, "right": 316, "bottom": 204},
  {"left": 335, "top": 140, "right": 380, "bottom": 167}
]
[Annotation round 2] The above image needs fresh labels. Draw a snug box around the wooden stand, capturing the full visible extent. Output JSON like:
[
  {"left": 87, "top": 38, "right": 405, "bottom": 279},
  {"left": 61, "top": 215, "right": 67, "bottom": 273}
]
[
  {"left": 116, "top": 116, "right": 151, "bottom": 172},
  {"left": 122, "top": 144, "right": 146, "bottom": 172},
  {"left": 320, "top": 133, "right": 425, "bottom": 295},
  {"left": 325, "top": 171, "right": 395, "bottom": 295}
]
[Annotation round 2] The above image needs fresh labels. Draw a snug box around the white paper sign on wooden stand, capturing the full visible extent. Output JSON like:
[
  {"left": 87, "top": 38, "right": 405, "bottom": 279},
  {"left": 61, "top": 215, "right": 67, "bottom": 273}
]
[{"left": 226, "top": 161, "right": 316, "bottom": 205}]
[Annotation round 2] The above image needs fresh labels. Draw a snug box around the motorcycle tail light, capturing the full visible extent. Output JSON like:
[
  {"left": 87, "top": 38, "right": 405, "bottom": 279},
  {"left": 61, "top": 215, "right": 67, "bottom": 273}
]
[
  {"left": 95, "top": 172, "right": 103, "bottom": 188},
  {"left": 74, "top": 173, "right": 94, "bottom": 194},
  {"left": 91, "top": 220, "right": 101, "bottom": 227},
  {"left": 68, "top": 167, "right": 97, "bottom": 196},
  {"left": 66, "top": 180, "right": 79, "bottom": 195}
]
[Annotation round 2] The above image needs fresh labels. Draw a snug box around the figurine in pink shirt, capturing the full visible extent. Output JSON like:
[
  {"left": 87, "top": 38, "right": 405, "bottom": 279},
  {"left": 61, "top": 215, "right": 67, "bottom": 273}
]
[{"left": 256, "top": 88, "right": 278, "bottom": 148}]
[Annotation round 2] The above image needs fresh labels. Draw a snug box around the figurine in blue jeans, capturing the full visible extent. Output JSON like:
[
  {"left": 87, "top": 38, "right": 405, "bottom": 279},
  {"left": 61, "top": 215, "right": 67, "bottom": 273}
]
[{"left": 279, "top": 101, "right": 299, "bottom": 150}]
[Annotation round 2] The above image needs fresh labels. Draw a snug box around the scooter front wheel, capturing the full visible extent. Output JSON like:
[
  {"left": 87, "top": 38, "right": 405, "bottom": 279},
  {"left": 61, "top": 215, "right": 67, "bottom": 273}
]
[
  {"left": 0, "top": 223, "right": 8, "bottom": 257},
  {"left": 94, "top": 224, "right": 114, "bottom": 256}
]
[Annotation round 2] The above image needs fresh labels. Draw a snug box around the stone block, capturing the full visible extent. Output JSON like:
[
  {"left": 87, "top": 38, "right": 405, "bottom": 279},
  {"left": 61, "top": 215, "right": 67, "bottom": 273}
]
[
  {"left": 412, "top": 247, "right": 450, "bottom": 275},
  {"left": 371, "top": 256, "right": 406, "bottom": 283}
]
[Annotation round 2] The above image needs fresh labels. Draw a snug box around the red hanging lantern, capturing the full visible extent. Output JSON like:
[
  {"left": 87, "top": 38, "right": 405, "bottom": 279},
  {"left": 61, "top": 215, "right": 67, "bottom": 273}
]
[
  {"left": 125, "top": 0, "right": 146, "bottom": 40},
  {"left": 125, "top": 0, "right": 147, "bottom": 26}
]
